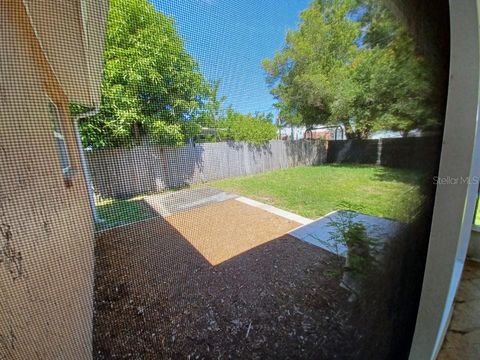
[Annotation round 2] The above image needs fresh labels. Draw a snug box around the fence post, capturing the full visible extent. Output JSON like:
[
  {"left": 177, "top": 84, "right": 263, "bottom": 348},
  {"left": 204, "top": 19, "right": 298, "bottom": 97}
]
[{"left": 376, "top": 139, "right": 383, "bottom": 165}]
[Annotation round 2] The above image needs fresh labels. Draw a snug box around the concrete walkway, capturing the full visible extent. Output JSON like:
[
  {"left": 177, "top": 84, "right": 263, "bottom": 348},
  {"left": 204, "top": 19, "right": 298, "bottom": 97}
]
[
  {"left": 235, "top": 196, "right": 313, "bottom": 225},
  {"left": 143, "top": 187, "right": 237, "bottom": 217},
  {"left": 142, "top": 187, "right": 313, "bottom": 225},
  {"left": 289, "top": 211, "right": 404, "bottom": 257}
]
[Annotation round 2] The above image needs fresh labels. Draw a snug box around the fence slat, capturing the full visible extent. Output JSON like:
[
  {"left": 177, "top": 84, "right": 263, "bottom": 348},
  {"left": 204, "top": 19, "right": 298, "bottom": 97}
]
[{"left": 86, "top": 140, "right": 327, "bottom": 198}]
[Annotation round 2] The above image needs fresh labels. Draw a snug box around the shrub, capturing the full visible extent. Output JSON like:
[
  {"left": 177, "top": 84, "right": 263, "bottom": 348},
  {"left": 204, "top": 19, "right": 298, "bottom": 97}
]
[{"left": 218, "top": 108, "right": 278, "bottom": 145}]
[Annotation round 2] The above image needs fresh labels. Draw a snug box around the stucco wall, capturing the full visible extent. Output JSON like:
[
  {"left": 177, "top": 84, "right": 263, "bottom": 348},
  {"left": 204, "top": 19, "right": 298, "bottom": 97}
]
[
  {"left": 0, "top": 2, "right": 95, "bottom": 359},
  {"left": 22, "top": 0, "right": 108, "bottom": 107}
]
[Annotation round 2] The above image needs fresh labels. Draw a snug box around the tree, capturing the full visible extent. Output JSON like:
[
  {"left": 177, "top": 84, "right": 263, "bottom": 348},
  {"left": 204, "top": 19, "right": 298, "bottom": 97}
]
[
  {"left": 352, "top": 0, "right": 439, "bottom": 137},
  {"left": 217, "top": 108, "right": 278, "bottom": 145},
  {"left": 79, "top": 0, "right": 210, "bottom": 148},
  {"left": 263, "top": 0, "right": 359, "bottom": 136},
  {"left": 195, "top": 80, "right": 227, "bottom": 129},
  {"left": 263, "top": 0, "right": 439, "bottom": 139}
]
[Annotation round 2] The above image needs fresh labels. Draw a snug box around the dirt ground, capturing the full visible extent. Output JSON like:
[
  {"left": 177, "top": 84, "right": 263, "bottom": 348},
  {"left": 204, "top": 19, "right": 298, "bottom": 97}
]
[{"left": 93, "top": 201, "right": 358, "bottom": 359}]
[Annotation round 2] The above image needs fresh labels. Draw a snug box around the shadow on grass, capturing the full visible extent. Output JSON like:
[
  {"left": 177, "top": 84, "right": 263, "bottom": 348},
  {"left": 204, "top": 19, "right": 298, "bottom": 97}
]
[
  {"left": 96, "top": 198, "right": 159, "bottom": 230},
  {"left": 372, "top": 166, "right": 428, "bottom": 187},
  {"left": 95, "top": 183, "right": 201, "bottom": 230},
  {"left": 311, "top": 163, "right": 376, "bottom": 169},
  {"left": 312, "top": 163, "right": 428, "bottom": 187}
]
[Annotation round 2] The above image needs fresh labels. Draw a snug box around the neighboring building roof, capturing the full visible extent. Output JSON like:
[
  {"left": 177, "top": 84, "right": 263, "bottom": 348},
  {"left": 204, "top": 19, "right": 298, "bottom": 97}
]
[{"left": 22, "top": 0, "right": 108, "bottom": 108}]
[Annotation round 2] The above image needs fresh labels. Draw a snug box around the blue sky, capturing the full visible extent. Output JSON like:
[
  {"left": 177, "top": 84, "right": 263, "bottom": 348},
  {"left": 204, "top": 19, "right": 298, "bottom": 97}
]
[{"left": 152, "top": 0, "right": 311, "bottom": 115}]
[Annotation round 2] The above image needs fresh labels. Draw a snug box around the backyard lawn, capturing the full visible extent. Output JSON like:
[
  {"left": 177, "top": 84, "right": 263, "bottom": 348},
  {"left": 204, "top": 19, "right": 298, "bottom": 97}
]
[
  {"left": 96, "top": 164, "right": 427, "bottom": 228},
  {"left": 96, "top": 196, "right": 156, "bottom": 230},
  {"left": 476, "top": 198, "right": 480, "bottom": 226},
  {"left": 209, "top": 164, "right": 426, "bottom": 223}
]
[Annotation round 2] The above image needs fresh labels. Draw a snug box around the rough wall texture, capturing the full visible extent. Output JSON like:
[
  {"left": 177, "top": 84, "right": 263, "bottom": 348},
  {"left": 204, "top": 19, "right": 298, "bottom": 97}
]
[
  {"left": 87, "top": 140, "right": 328, "bottom": 199},
  {"left": 22, "top": 0, "right": 109, "bottom": 107},
  {"left": 0, "top": 3, "right": 94, "bottom": 359}
]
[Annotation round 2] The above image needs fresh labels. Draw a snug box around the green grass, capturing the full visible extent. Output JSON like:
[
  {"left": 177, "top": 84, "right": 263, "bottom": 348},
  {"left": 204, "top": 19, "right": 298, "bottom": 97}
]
[
  {"left": 476, "top": 199, "right": 480, "bottom": 226},
  {"left": 95, "top": 164, "right": 427, "bottom": 229},
  {"left": 96, "top": 196, "right": 155, "bottom": 229},
  {"left": 209, "top": 164, "right": 426, "bottom": 222}
]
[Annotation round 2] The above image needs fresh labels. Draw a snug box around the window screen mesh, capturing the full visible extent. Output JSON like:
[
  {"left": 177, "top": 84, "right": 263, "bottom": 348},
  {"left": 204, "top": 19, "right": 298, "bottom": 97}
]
[{"left": 1, "top": 0, "right": 449, "bottom": 359}]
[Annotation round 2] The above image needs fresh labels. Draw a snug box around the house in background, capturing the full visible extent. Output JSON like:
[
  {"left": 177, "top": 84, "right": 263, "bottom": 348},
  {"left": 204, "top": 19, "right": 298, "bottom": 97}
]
[
  {"left": 0, "top": 1, "right": 107, "bottom": 358},
  {"left": 304, "top": 128, "right": 335, "bottom": 140},
  {"left": 279, "top": 126, "right": 345, "bottom": 141},
  {"left": 279, "top": 125, "right": 307, "bottom": 140}
]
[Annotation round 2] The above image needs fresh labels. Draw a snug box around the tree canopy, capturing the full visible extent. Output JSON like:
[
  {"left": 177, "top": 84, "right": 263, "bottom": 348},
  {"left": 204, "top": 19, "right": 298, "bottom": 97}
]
[
  {"left": 79, "top": 0, "right": 210, "bottom": 148},
  {"left": 79, "top": 0, "right": 278, "bottom": 148},
  {"left": 218, "top": 108, "right": 278, "bottom": 145},
  {"left": 263, "top": 0, "right": 439, "bottom": 139}
]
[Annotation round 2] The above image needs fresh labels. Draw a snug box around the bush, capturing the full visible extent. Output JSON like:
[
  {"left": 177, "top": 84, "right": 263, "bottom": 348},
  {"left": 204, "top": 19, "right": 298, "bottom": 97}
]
[
  {"left": 218, "top": 109, "right": 278, "bottom": 145},
  {"left": 148, "top": 120, "right": 185, "bottom": 146}
]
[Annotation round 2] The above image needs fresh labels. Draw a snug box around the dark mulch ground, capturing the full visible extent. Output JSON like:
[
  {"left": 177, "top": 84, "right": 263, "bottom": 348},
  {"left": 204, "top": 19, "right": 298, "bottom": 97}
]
[{"left": 93, "top": 215, "right": 359, "bottom": 359}]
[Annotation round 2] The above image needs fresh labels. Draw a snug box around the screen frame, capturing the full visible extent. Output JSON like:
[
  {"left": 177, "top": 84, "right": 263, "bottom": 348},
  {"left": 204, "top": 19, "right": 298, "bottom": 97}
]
[{"left": 409, "top": 1, "right": 480, "bottom": 358}]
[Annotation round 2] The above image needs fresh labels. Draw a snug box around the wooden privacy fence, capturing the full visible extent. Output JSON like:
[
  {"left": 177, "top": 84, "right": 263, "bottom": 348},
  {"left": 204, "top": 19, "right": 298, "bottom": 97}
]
[
  {"left": 86, "top": 137, "right": 440, "bottom": 199},
  {"left": 86, "top": 140, "right": 328, "bottom": 198},
  {"left": 326, "top": 136, "right": 441, "bottom": 170}
]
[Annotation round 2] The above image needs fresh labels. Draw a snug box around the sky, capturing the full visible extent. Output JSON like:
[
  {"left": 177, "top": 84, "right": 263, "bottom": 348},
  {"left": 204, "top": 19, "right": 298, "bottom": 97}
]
[{"left": 152, "top": 0, "right": 311, "bottom": 116}]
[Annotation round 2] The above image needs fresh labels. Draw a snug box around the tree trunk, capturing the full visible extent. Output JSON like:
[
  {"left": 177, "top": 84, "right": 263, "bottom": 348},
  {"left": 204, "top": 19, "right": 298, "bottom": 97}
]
[
  {"left": 342, "top": 120, "right": 371, "bottom": 140},
  {"left": 132, "top": 122, "right": 141, "bottom": 144},
  {"left": 357, "top": 129, "right": 370, "bottom": 139},
  {"left": 342, "top": 120, "right": 356, "bottom": 139}
]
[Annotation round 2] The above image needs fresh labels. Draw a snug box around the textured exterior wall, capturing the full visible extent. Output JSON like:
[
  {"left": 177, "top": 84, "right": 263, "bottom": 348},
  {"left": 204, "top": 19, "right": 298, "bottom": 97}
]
[
  {"left": 22, "top": 0, "right": 108, "bottom": 107},
  {"left": 87, "top": 140, "right": 328, "bottom": 199},
  {"left": 0, "top": 2, "right": 95, "bottom": 359}
]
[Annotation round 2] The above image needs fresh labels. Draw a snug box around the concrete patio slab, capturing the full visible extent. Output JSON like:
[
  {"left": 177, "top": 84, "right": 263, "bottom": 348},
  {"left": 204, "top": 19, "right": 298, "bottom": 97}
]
[{"left": 289, "top": 211, "right": 404, "bottom": 256}]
